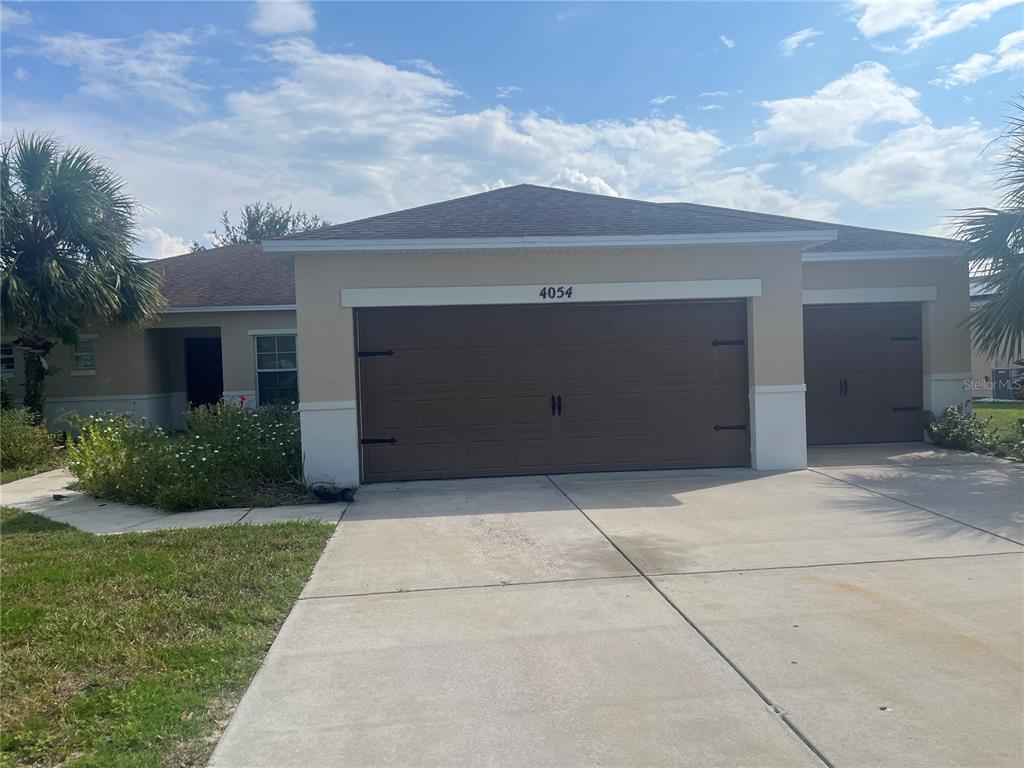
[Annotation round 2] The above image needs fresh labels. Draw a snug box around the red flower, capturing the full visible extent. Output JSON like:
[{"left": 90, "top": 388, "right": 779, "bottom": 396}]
[{"left": 238, "top": 394, "right": 247, "bottom": 406}]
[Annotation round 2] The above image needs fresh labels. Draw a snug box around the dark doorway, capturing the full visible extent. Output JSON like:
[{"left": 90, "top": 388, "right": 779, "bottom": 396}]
[{"left": 185, "top": 338, "right": 224, "bottom": 407}]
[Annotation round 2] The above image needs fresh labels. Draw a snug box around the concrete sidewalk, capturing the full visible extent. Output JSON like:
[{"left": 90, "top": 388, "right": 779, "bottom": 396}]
[
  {"left": 209, "top": 444, "right": 1023, "bottom": 767},
  {"left": 0, "top": 469, "right": 346, "bottom": 533}
]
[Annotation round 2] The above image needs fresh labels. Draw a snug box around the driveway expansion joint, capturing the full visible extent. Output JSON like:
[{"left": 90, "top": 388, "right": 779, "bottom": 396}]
[
  {"left": 298, "top": 573, "right": 642, "bottom": 602},
  {"left": 647, "top": 550, "right": 1024, "bottom": 578},
  {"left": 543, "top": 474, "right": 836, "bottom": 768},
  {"left": 810, "top": 467, "right": 1024, "bottom": 546}
]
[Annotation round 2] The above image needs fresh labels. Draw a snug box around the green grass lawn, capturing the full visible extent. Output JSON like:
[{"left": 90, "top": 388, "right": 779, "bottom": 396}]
[
  {"left": 974, "top": 400, "right": 1024, "bottom": 441},
  {"left": 0, "top": 507, "right": 334, "bottom": 768},
  {"left": 0, "top": 451, "right": 64, "bottom": 485}
]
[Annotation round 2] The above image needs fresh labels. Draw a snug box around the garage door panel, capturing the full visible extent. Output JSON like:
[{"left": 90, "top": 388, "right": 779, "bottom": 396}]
[
  {"left": 804, "top": 303, "right": 922, "bottom": 445},
  {"left": 358, "top": 301, "right": 749, "bottom": 481}
]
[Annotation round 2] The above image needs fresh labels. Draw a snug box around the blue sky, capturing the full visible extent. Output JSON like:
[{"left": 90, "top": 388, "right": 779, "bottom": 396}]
[{"left": 2, "top": 1, "right": 1022, "bottom": 258}]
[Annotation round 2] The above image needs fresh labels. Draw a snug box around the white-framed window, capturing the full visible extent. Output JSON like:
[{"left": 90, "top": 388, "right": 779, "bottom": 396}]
[
  {"left": 254, "top": 334, "right": 298, "bottom": 406},
  {"left": 1, "top": 342, "right": 14, "bottom": 376},
  {"left": 72, "top": 338, "right": 96, "bottom": 374}
]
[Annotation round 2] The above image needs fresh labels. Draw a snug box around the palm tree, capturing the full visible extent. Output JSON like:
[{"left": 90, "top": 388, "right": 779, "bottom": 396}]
[
  {"left": 955, "top": 101, "right": 1024, "bottom": 364},
  {"left": 0, "top": 133, "right": 164, "bottom": 416}
]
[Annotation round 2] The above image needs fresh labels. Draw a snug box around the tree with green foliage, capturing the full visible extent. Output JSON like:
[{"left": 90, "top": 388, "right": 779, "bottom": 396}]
[
  {"left": 202, "top": 202, "right": 331, "bottom": 248},
  {"left": 0, "top": 133, "right": 163, "bottom": 416},
  {"left": 955, "top": 100, "right": 1024, "bottom": 364}
]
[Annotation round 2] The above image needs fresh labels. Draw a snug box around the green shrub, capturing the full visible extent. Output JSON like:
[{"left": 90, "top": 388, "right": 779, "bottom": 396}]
[
  {"left": 925, "top": 405, "right": 997, "bottom": 452},
  {"left": 0, "top": 408, "right": 54, "bottom": 470},
  {"left": 0, "top": 378, "right": 13, "bottom": 410},
  {"left": 994, "top": 416, "right": 1024, "bottom": 462},
  {"left": 66, "top": 402, "right": 303, "bottom": 511}
]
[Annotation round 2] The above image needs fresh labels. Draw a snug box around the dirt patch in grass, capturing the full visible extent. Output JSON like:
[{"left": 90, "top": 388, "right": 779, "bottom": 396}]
[{"left": 0, "top": 506, "right": 333, "bottom": 767}]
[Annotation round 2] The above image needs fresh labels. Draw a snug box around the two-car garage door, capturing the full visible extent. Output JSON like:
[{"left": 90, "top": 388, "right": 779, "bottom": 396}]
[{"left": 356, "top": 300, "right": 750, "bottom": 482}]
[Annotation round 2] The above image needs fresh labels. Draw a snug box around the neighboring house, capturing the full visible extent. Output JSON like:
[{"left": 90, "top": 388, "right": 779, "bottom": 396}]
[
  {"left": 969, "top": 279, "right": 1023, "bottom": 400},
  {"left": 2, "top": 243, "right": 297, "bottom": 428},
  {"left": 2, "top": 184, "right": 972, "bottom": 486}
]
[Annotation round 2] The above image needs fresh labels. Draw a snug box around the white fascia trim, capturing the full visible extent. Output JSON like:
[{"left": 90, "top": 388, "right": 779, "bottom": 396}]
[
  {"left": 247, "top": 329, "right": 297, "bottom": 336},
  {"left": 46, "top": 391, "right": 184, "bottom": 404},
  {"left": 802, "top": 248, "right": 958, "bottom": 262},
  {"left": 751, "top": 384, "right": 807, "bottom": 393},
  {"left": 298, "top": 400, "right": 357, "bottom": 412},
  {"left": 342, "top": 278, "right": 762, "bottom": 308},
  {"left": 161, "top": 304, "right": 296, "bottom": 314},
  {"left": 265, "top": 230, "right": 837, "bottom": 253},
  {"left": 803, "top": 287, "right": 938, "bottom": 305}
]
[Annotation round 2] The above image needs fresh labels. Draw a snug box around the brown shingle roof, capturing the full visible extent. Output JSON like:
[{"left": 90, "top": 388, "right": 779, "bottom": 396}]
[
  {"left": 273, "top": 184, "right": 836, "bottom": 241},
  {"left": 656, "top": 202, "right": 958, "bottom": 255},
  {"left": 153, "top": 243, "right": 295, "bottom": 309}
]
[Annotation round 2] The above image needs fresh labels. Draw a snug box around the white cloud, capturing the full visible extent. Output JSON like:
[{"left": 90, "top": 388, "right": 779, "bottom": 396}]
[
  {"left": 650, "top": 94, "right": 675, "bottom": 105},
  {"left": 850, "top": 0, "right": 1022, "bottom": 50},
  {"left": 932, "top": 28, "right": 1024, "bottom": 86},
  {"left": 549, "top": 169, "right": 619, "bottom": 196},
  {"left": 825, "top": 121, "right": 994, "bottom": 208},
  {"left": 5, "top": 36, "right": 839, "bottom": 243},
  {"left": 401, "top": 58, "right": 442, "bottom": 77},
  {"left": 697, "top": 104, "right": 722, "bottom": 111},
  {"left": 249, "top": 0, "right": 316, "bottom": 36},
  {"left": 496, "top": 84, "right": 523, "bottom": 99},
  {"left": 778, "top": 27, "right": 823, "bottom": 56},
  {"left": 719, "top": 34, "right": 736, "bottom": 49},
  {"left": 137, "top": 226, "right": 190, "bottom": 260},
  {"left": 699, "top": 90, "right": 728, "bottom": 98},
  {"left": 32, "top": 31, "right": 202, "bottom": 113},
  {"left": 13, "top": 66, "right": 29, "bottom": 81},
  {"left": 755, "top": 62, "right": 922, "bottom": 150},
  {"left": 1, "top": 4, "right": 31, "bottom": 26}
]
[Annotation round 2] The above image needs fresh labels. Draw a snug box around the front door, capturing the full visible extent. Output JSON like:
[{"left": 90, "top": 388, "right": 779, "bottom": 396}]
[{"left": 185, "top": 338, "right": 224, "bottom": 407}]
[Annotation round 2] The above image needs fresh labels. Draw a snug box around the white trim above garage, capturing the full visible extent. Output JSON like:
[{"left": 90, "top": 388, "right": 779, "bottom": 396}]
[
  {"left": 802, "top": 287, "right": 938, "bottom": 305},
  {"left": 341, "top": 279, "right": 763, "bottom": 308},
  {"left": 801, "top": 248, "right": 958, "bottom": 262}
]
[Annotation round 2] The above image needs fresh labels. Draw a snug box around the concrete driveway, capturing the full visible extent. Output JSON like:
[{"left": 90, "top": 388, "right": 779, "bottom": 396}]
[{"left": 210, "top": 444, "right": 1023, "bottom": 768}]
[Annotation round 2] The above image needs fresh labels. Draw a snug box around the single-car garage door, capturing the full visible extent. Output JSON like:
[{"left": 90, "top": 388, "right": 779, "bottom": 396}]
[
  {"left": 804, "top": 303, "right": 923, "bottom": 445},
  {"left": 356, "top": 300, "right": 750, "bottom": 481}
]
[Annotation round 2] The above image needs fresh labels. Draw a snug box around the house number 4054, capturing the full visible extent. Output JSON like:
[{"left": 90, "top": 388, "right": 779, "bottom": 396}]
[{"left": 538, "top": 285, "right": 574, "bottom": 299}]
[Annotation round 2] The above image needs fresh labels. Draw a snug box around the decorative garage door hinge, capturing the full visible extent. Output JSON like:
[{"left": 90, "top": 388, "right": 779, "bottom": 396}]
[
  {"left": 713, "top": 424, "right": 748, "bottom": 431},
  {"left": 711, "top": 339, "right": 745, "bottom": 347},
  {"left": 361, "top": 437, "right": 397, "bottom": 445},
  {"left": 358, "top": 349, "right": 394, "bottom": 357},
  {"left": 892, "top": 406, "right": 921, "bottom": 412}
]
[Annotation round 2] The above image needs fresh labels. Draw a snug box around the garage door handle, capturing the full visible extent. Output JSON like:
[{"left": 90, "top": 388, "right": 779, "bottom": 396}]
[
  {"left": 557, "top": 395, "right": 563, "bottom": 416},
  {"left": 714, "top": 424, "right": 747, "bottom": 431},
  {"left": 551, "top": 395, "right": 557, "bottom": 416}
]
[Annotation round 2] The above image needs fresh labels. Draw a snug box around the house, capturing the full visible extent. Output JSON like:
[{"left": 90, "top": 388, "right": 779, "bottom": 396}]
[
  {"left": 2, "top": 243, "right": 297, "bottom": 428},
  {"left": 2, "top": 184, "right": 971, "bottom": 486},
  {"left": 969, "top": 279, "right": 1023, "bottom": 399}
]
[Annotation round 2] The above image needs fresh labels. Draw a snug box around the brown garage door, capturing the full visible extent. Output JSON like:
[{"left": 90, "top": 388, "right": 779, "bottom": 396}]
[
  {"left": 804, "top": 303, "right": 923, "bottom": 445},
  {"left": 356, "top": 300, "right": 750, "bottom": 482}
]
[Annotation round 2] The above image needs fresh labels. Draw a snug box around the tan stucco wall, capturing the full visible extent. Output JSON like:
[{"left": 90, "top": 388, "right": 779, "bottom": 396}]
[
  {"left": 2, "top": 309, "right": 296, "bottom": 403},
  {"left": 293, "top": 244, "right": 809, "bottom": 405},
  {"left": 801, "top": 257, "right": 971, "bottom": 376}
]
